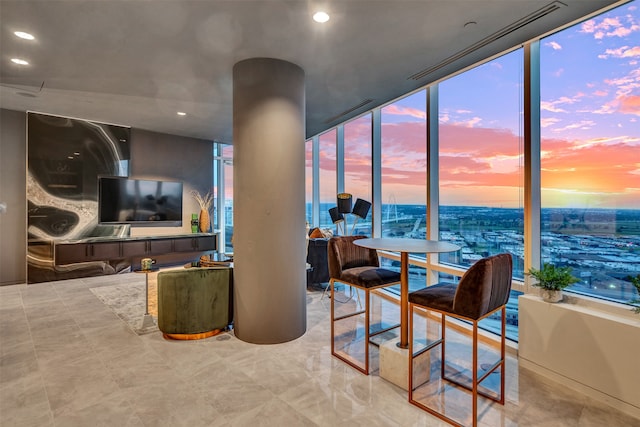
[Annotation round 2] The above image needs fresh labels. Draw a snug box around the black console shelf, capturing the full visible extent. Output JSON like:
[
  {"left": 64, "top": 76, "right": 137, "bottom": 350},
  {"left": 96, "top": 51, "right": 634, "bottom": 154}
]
[{"left": 54, "top": 234, "right": 217, "bottom": 266}]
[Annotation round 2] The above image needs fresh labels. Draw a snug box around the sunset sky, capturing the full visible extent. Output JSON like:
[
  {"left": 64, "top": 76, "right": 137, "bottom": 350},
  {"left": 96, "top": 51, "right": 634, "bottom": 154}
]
[{"left": 312, "top": 1, "right": 639, "bottom": 210}]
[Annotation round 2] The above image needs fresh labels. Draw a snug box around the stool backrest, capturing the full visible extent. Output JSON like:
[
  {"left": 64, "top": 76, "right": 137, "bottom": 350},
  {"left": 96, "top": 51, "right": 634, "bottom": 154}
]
[
  {"left": 453, "top": 253, "right": 513, "bottom": 320},
  {"left": 328, "top": 236, "right": 379, "bottom": 279}
]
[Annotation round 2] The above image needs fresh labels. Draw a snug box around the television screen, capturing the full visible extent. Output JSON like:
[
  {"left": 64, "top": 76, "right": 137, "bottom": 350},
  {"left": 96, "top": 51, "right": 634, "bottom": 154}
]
[{"left": 99, "top": 176, "right": 183, "bottom": 226}]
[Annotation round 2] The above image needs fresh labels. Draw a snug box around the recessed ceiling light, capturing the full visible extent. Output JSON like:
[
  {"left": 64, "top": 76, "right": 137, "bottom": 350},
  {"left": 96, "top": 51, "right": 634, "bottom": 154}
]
[
  {"left": 14, "top": 31, "right": 35, "bottom": 40},
  {"left": 313, "top": 11, "right": 330, "bottom": 23},
  {"left": 11, "top": 58, "right": 29, "bottom": 65},
  {"left": 177, "top": 111, "right": 186, "bottom": 116}
]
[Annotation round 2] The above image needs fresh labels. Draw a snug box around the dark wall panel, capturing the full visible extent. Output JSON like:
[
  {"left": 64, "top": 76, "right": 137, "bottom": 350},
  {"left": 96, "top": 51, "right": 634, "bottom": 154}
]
[{"left": 26, "top": 112, "right": 132, "bottom": 283}]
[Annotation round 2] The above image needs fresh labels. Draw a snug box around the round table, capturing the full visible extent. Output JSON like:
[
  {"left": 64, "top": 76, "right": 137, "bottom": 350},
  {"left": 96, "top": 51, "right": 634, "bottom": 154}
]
[{"left": 354, "top": 238, "right": 460, "bottom": 349}]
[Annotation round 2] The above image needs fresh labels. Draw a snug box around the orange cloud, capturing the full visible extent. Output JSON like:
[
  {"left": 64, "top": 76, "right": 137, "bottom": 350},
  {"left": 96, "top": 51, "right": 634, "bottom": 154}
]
[
  {"left": 541, "top": 141, "right": 640, "bottom": 193},
  {"left": 316, "top": 111, "right": 639, "bottom": 208},
  {"left": 618, "top": 94, "right": 640, "bottom": 115}
]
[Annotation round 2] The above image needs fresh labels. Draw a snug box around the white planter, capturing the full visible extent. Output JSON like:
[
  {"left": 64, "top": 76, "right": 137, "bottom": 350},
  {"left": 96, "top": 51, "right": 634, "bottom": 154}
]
[
  {"left": 519, "top": 295, "right": 640, "bottom": 418},
  {"left": 540, "top": 289, "right": 563, "bottom": 303}
]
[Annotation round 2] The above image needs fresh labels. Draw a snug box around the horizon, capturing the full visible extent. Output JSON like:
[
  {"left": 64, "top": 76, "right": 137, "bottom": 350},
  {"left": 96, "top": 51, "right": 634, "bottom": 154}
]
[{"left": 311, "top": 202, "right": 640, "bottom": 211}]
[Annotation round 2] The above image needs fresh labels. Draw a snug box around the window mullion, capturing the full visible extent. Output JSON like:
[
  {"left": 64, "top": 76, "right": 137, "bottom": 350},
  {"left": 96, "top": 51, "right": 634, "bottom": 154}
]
[{"left": 524, "top": 41, "right": 541, "bottom": 294}]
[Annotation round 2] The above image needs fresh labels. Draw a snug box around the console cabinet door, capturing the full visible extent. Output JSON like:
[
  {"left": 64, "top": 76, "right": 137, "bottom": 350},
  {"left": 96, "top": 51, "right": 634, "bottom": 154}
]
[
  {"left": 121, "top": 240, "right": 148, "bottom": 257},
  {"left": 173, "top": 237, "right": 196, "bottom": 252},
  {"left": 88, "top": 242, "right": 121, "bottom": 260},
  {"left": 194, "top": 235, "right": 216, "bottom": 251},
  {"left": 173, "top": 235, "right": 217, "bottom": 252},
  {"left": 55, "top": 241, "right": 120, "bottom": 264},
  {"left": 149, "top": 239, "right": 173, "bottom": 255},
  {"left": 55, "top": 243, "right": 90, "bottom": 264}
]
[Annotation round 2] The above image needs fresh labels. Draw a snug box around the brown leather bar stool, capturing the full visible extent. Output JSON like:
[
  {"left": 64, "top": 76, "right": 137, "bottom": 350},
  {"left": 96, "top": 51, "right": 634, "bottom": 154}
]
[
  {"left": 408, "top": 253, "right": 513, "bottom": 427},
  {"left": 328, "top": 235, "right": 401, "bottom": 374}
]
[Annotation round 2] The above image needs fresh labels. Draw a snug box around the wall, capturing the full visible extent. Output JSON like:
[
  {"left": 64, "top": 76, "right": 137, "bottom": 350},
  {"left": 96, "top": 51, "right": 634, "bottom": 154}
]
[
  {"left": 519, "top": 295, "right": 640, "bottom": 419},
  {"left": 0, "top": 108, "right": 214, "bottom": 285},
  {"left": 0, "top": 109, "right": 27, "bottom": 285},
  {"left": 129, "top": 128, "right": 213, "bottom": 237}
]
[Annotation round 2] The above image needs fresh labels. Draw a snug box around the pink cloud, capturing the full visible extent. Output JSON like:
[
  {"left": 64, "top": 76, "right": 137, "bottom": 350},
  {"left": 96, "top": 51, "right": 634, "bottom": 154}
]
[
  {"left": 580, "top": 10, "right": 639, "bottom": 39},
  {"left": 541, "top": 101, "right": 567, "bottom": 113},
  {"left": 553, "top": 120, "right": 596, "bottom": 132},
  {"left": 541, "top": 94, "right": 583, "bottom": 113},
  {"left": 381, "top": 122, "right": 427, "bottom": 155},
  {"left": 622, "top": 46, "right": 640, "bottom": 57},
  {"left": 618, "top": 94, "right": 640, "bottom": 115},
  {"left": 439, "top": 124, "right": 521, "bottom": 159},
  {"left": 601, "top": 45, "right": 640, "bottom": 59},
  {"left": 541, "top": 117, "right": 561, "bottom": 128},
  {"left": 382, "top": 104, "right": 427, "bottom": 120},
  {"left": 439, "top": 125, "right": 522, "bottom": 192}
]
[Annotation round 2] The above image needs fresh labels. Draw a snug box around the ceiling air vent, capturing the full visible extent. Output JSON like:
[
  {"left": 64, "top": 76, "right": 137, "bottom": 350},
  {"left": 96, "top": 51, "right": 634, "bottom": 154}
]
[
  {"left": 324, "top": 99, "right": 374, "bottom": 124},
  {"left": 408, "top": 1, "right": 566, "bottom": 81},
  {"left": 0, "top": 80, "right": 45, "bottom": 94}
]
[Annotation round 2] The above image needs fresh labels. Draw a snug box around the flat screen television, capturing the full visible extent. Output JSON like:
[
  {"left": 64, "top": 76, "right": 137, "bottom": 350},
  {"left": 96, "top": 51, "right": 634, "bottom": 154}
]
[{"left": 98, "top": 176, "right": 183, "bottom": 226}]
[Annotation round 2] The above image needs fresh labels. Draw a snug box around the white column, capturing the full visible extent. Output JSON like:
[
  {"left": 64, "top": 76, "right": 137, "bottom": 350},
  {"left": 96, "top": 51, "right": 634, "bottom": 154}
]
[{"left": 232, "top": 58, "right": 306, "bottom": 343}]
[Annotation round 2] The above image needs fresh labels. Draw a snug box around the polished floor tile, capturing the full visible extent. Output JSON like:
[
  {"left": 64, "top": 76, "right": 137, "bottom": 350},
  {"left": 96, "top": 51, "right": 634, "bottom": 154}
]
[{"left": 0, "top": 274, "right": 638, "bottom": 426}]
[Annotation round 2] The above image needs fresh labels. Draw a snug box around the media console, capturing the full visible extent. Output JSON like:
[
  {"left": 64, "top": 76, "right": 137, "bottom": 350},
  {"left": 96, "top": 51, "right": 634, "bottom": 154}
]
[{"left": 54, "top": 233, "right": 217, "bottom": 266}]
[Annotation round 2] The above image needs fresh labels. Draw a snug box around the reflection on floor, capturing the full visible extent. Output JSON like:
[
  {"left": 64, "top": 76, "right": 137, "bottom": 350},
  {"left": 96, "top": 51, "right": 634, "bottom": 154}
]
[{"left": 1, "top": 274, "right": 638, "bottom": 426}]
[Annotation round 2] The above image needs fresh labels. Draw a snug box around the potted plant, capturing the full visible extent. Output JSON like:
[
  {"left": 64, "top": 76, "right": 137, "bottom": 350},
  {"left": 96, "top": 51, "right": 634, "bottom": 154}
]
[
  {"left": 190, "top": 190, "right": 213, "bottom": 233},
  {"left": 527, "top": 263, "right": 580, "bottom": 303}
]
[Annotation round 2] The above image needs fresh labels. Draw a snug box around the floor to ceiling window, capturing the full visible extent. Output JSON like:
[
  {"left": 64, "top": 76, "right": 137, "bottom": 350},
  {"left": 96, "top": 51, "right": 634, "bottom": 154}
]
[
  {"left": 344, "top": 114, "right": 372, "bottom": 236},
  {"left": 438, "top": 49, "right": 525, "bottom": 277},
  {"left": 305, "top": 1, "right": 639, "bottom": 341},
  {"left": 305, "top": 138, "right": 313, "bottom": 226},
  {"left": 438, "top": 48, "right": 525, "bottom": 340},
  {"left": 380, "top": 91, "right": 428, "bottom": 291},
  {"left": 319, "top": 129, "right": 337, "bottom": 229},
  {"left": 540, "top": 1, "right": 640, "bottom": 305},
  {"left": 380, "top": 91, "right": 427, "bottom": 240},
  {"left": 214, "top": 143, "right": 233, "bottom": 254}
]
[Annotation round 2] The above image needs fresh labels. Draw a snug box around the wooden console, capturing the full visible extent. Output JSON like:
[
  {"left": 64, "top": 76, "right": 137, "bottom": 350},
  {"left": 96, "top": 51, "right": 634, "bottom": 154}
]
[{"left": 54, "top": 234, "right": 217, "bottom": 266}]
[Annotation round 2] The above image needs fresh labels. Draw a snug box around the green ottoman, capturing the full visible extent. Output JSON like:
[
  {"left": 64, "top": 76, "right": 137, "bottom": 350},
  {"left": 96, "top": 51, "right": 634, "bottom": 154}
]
[{"left": 157, "top": 267, "right": 233, "bottom": 340}]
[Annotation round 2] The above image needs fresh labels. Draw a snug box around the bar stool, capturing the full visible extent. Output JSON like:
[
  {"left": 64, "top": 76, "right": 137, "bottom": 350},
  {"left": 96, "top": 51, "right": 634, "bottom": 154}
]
[
  {"left": 328, "top": 235, "right": 401, "bottom": 374},
  {"left": 408, "top": 253, "right": 513, "bottom": 426}
]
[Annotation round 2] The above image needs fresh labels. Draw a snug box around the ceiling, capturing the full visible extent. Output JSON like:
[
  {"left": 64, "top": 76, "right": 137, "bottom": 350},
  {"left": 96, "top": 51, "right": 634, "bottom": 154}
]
[{"left": 0, "top": 0, "right": 622, "bottom": 143}]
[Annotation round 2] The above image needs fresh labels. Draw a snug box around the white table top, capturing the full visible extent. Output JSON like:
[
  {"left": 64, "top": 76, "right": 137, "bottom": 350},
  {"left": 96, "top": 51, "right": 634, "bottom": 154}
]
[{"left": 354, "top": 237, "right": 460, "bottom": 254}]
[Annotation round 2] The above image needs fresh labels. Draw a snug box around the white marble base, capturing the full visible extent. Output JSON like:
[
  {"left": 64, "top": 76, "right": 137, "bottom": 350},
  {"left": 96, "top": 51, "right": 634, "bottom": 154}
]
[
  {"left": 379, "top": 339, "right": 430, "bottom": 391},
  {"left": 140, "top": 313, "right": 156, "bottom": 330}
]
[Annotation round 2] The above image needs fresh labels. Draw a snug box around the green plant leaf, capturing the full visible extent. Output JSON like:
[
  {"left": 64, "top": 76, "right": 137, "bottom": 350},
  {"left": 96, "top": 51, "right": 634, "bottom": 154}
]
[{"left": 526, "top": 263, "right": 580, "bottom": 291}]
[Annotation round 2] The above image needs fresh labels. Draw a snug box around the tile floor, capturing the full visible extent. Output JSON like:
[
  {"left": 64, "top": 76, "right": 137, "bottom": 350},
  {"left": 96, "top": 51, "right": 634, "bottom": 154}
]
[{"left": 1, "top": 273, "right": 638, "bottom": 427}]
